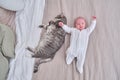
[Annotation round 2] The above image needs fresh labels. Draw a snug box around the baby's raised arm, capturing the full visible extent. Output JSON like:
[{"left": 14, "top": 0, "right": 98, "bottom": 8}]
[
  {"left": 59, "top": 22, "right": 72, "bottom": 33},
  {"left": 86, "top": 16, "right": 96, "bottom": 34}
]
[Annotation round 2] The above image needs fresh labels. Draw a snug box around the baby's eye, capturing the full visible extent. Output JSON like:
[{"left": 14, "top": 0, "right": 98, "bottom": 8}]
[{"left": 77, "top": 23, "right": 80, "bottom": 25}]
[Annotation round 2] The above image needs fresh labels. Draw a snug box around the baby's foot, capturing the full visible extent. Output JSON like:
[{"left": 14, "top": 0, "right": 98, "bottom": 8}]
[
  {"left": 66, "top": 55, "right": 74, "bottom": 64},
  {"left": 79, "top": 68, "right": 83, "bottom": 74}
]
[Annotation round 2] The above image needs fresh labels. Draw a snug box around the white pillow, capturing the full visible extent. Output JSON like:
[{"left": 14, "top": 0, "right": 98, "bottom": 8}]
[{"left": 0, "top": 0, "right": 25, "bottom": 11}]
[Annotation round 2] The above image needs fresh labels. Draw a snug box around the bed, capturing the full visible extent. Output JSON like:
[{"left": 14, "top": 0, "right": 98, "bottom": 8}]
[{"left": 0, "top": 0, "right": 120, "bottom": 80}]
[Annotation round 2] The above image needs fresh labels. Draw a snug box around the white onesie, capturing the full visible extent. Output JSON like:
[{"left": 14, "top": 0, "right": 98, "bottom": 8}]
[{"left": 62, "top": 20, "right": 96, "bottom": 73}]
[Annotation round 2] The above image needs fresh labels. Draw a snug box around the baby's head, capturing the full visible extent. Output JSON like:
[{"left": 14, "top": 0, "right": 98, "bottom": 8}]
[{"left": 74, "top": 17, "right": 86, "bottom": 30}]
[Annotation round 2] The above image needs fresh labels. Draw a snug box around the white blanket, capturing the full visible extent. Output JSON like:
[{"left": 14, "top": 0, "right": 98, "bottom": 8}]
[{"left": 7, "top": 0, "right": 45, "bottom": 80}]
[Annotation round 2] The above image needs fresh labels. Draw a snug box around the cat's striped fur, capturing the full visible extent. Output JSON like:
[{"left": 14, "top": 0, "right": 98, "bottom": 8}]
[{"left": 27, "top": 14, "right": 67, "bottom": 73}]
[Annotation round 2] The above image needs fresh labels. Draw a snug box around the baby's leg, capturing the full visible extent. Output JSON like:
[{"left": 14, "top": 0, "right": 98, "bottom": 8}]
[
  {"left": 76, "top": 53, "right": 85, "bottom": 74},
  {"left": 76, "top": 59, "right": 83, "bottom": 73},
  {"left": 66, "top": 53, "right": 75, "bottom": 64}
]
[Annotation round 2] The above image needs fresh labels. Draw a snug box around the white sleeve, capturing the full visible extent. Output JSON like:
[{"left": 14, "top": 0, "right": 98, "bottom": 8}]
[
  {"left": 62, "top": 25, "right": 72, "bottom": 33},
  {"left": 86, "top": 20, "right": 96, "bottom": 34}
]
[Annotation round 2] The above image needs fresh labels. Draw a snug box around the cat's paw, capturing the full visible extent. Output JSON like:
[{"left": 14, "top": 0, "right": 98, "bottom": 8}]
[
  {"left": 34, "top": 65, "right": 38, "bottom": 73},
  {"left": 25, "top": 52, "right": 32, "bottom": 58}
]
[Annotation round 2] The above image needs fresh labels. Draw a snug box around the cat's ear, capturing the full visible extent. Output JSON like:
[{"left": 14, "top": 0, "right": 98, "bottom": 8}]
[
  {"left": 49, "top": 20, "right": 55, "bottom": 25},
  {"left": 39, "top": 25, "right": 44, "bottom": 28}
]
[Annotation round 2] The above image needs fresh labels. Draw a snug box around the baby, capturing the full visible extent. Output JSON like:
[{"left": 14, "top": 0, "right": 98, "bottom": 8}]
[{"left": 59, "top": 16, "right": 96, "bottom": 73}]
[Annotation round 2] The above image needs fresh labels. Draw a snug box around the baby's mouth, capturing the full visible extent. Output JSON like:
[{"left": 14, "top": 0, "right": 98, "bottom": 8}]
[{"left": 80, "top": 27, "right": 82, "bottom": 29}]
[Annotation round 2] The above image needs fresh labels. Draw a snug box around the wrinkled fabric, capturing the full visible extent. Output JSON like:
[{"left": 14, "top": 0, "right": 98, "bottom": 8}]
[
  {"left": 32, "top": 0, "right": 120, "bottom": 80},
  {"left": 0, "top": 0, "right": 120, "bottom": 80},
  {"left": 7, "top": 0, "right": 45, "bottom": 80}
]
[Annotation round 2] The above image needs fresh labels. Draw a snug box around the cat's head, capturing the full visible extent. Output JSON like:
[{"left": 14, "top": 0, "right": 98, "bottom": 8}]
[{"left": 53, "top": 13, "right": 67, "bottom": 27}]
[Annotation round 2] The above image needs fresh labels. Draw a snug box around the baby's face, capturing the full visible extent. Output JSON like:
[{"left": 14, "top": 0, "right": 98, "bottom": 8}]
[{"left": 75, "top": 18, "right": 86, "bottom": 30}]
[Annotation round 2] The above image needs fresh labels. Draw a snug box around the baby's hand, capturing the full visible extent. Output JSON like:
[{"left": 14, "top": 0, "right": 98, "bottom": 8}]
[
  {"left": 92, "top": 16, "right": 96, "bottom": 20},
  {"left": 58, "top": 22, "right": 64, "bottom": 27}
]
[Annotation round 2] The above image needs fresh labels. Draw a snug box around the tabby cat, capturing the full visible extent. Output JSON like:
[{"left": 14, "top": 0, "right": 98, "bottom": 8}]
[{"left": 27, "top": 14, "right": 67, "bottom": 73}]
